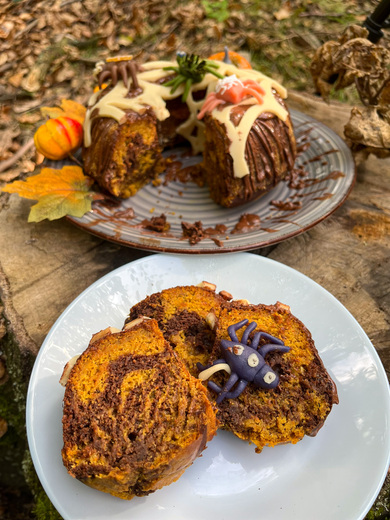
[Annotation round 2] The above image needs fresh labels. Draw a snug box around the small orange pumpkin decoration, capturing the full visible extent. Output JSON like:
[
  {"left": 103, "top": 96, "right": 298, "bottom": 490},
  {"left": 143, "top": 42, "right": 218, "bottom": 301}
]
[
  {"left": 208, "top": 50, "right": 252, "bottom": 69},
  {"left": 34, "top": 116, "right": 83, "bottom": 160}
]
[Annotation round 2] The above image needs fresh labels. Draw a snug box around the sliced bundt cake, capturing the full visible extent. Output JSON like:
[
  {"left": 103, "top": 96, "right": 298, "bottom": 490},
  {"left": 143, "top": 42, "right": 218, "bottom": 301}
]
[{"left": 82, "top": 54, "right": 296, "bottom": 206}]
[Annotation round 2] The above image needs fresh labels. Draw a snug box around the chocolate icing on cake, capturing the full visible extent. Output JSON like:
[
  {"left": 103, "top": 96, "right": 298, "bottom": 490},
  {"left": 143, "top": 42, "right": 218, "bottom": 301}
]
[{"left": 82, "top": 57, "right": 296, "bottom": 206}]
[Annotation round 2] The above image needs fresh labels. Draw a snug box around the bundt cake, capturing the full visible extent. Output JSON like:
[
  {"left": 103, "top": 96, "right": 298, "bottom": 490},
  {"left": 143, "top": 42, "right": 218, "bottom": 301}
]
[
  {"left": 82, "top": 53, "right": 297, "bottom": 207},
  {"left": 126, "top": 282, "right": 231, "bottom": 377},
  {"left": 60, "top": 317, "right": 218, "bottom": 500},
  {"left": 201, "top": 300, "right": 339, "bottom": 452},
  {"left": 127, "top": 284, "right": 338, "bottom": 453}
]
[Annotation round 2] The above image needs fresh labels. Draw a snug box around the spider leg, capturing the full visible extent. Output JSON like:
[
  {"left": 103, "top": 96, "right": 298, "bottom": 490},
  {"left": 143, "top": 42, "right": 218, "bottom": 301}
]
[
  {"left": 112, "top": 66, "right": 118, "bottom": 87},
  {"left": 241, "top": 321, "right": 257, "bottom": 345},
  {"left": 223, "top": 380, "right": 248, "bottom": 401},
  {"left": 258, "top": 332, "right": 284, "bottom": 345},
  {"left": 99, "top": 70, "right": 111, "bottom": 88},
  {"left": 227, "top": 319, "right": 249, "bottom": 342},
  {"left": 252, "top": 330, "right": 287, "bottom": 350},
  {"left": 251, "top": 331, "right": 261, "bottom": 350},
  {"left": 119, "top": 64, "right": 129, "bottom": 89},
  {"left": 210, "top": 98, "right": 225, "bottom": 111},
  {"left": 182, "top": 77, "right": 192, "bottom": 102},
  {"left": 197, "top": 96, "right": 224, "bottom": 119},
  {"left": 197, "top": 360, "right": 231, "bottom": 381},
  {"left": 208, "top": 381, "right": 223, "bottom": 394},
  {"left": 197, "top": 359, "right": 227, "bottom": 372},
  {"left": 243, "top": 79, "right": 266, "bottom": 94},
  {"left": 215, "top": 373, "right": 239, "bottom": 404},
  {"left": 258, "top": 342, "right": 290, "bottom": 358}
]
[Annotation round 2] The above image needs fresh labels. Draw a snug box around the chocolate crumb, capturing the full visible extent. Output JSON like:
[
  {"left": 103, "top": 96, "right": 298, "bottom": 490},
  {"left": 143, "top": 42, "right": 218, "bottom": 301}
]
[
  {"left": 181, "top": 221, "right": 204, "bottom": 244},
  {"left": 271, "top": 200, "right": 302, "bottom": 211},
  {"left": 232, "top": 213, "right": 261, "bottom": 234},
  {"left": 141, "top": 214, "right": 170, "bottom": 233},
  {"left": 181, "top": 221, "right": 227, "bottom": 246}
]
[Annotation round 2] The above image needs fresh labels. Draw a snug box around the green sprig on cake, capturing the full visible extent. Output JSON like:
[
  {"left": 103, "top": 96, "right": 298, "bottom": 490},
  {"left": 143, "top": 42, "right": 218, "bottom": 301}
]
[{"left": 163, "top": 53, "right": 223, "bottom": 101}]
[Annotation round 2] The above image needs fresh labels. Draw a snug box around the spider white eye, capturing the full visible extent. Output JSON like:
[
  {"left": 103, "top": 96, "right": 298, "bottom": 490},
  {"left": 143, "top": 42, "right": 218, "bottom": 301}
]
[
  {"left": 263, "top": 371, "right": 276, "bottom": 384},
  {"left": 247, "top": 353, "right": 259, "bottom": 367},
  {"left": 232, "top": 344, "right": 244, "bottom": 355}
]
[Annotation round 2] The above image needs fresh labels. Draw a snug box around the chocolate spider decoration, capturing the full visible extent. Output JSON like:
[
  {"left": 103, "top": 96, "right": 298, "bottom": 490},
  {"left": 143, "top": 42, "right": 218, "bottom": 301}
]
[
  {"left": 197, "top": 319, "right": 290, "bottom": 404},
  {"left": 97, "top": 57, "right": 142, "bottom": 93}
]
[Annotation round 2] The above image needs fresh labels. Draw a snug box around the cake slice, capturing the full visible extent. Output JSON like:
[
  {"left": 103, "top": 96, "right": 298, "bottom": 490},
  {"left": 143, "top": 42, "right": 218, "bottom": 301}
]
[
  {"left": 82, "top": 107, "right": 165, "bottom": 198},
  {"left": 202, "top": 300, "right": 338, "bottom": 452},
  {"left": 60, "top": 317, "right": 218, "bottom": 500},
  {"left": 126, "top": 282, "right": 231, "bottom": 376}
]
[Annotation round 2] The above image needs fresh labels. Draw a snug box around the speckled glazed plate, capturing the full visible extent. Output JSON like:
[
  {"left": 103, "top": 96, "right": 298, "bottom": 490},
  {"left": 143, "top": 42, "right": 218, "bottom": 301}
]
[
  {"left": 67, "top": 110, "right": 355, "bottom": 253},
  {"left": 27, "top": 254, "right": 390, "bottom": 520}
]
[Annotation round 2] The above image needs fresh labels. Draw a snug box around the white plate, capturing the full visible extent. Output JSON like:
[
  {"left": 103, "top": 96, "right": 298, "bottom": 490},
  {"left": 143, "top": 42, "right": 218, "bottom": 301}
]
[{"left": 26, "top": 253, "right": 390, "bottom": 520}]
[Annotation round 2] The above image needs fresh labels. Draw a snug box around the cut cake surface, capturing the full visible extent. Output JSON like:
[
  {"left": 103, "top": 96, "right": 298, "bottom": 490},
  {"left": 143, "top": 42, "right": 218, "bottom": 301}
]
[{"left": 61, "top": 317, "right": 218, "bottom": 500}]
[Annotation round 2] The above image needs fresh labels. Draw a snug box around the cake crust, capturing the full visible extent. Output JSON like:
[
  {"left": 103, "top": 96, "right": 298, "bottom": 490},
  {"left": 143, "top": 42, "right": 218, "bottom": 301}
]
[{"left": 203, "top": 102, "right": 296, "bottom": 207}]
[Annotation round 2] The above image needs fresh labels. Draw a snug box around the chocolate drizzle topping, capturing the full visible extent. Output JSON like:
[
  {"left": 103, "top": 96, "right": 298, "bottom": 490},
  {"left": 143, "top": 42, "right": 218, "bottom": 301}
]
[{"left": 98, "top": 58, "right": 142, "bottom": 93}]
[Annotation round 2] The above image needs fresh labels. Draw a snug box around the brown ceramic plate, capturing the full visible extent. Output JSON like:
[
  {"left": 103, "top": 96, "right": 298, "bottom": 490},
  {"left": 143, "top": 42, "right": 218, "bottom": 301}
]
[{"left": 67, "top": 110, "right": 356, "bottom": 253}]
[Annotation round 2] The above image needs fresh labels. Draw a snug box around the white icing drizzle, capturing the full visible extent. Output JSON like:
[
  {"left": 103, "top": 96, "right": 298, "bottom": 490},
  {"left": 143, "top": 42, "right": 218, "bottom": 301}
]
[
  {"left": 198, "top": 362, "right": 231, "bottom": 381},
  {"left": 83, "top": 59, "right": 289, "bottom": 178}
]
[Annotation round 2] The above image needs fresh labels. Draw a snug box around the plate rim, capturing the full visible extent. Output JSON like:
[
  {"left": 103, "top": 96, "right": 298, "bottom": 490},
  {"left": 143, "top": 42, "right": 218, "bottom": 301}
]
[{"left": 26, "top": 252, "right": 390, "bottom": 520}]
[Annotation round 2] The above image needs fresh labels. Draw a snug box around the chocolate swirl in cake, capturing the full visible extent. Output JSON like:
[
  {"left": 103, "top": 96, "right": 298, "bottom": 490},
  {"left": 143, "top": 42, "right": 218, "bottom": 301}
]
[{"left": 127, "top": 285, "right": 338, "bottom": 454}]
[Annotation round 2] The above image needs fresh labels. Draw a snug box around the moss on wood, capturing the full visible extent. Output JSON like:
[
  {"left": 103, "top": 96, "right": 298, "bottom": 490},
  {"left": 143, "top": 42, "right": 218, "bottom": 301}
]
[{"left": 0, "top": 298, "right": 63, "bottom": 519}]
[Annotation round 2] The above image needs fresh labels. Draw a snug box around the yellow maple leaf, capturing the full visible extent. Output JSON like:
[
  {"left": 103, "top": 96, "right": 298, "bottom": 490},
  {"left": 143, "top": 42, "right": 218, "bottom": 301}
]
[
  {"left": 1, "top": 165, "right": 98, "bottom": 222},
  {"left": 40, "top": 99, "right": 86, "bottom": 125}
]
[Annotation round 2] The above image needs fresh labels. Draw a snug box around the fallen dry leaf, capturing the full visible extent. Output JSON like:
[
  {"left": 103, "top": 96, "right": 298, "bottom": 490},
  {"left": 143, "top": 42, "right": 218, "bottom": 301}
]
[
  {"left": 0, "top": 170, "right": 21, "bottom": 183},
  {"left": 0, "top": 128, "right": 20, "bottom": 160},
  {"left": 274, "top": 3, "right": 293, "bottom": 21},
  {"left": 8, "top": 71, "right": 25, "bottom": 88},
  {"left": 0, "top": 21, "right": 14, "bottom": 39},
  {"left": 39, "top": 99, "right": 86, "bottom": 124},
  {"left": 1, "top": 165, "right": 96, "bottom": 222},
  {"left": 21, "top": 65, "right": 43, "bottom": 93},
  {"left": 15, "top": 112, "right": 42, "bottom": 124}
]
